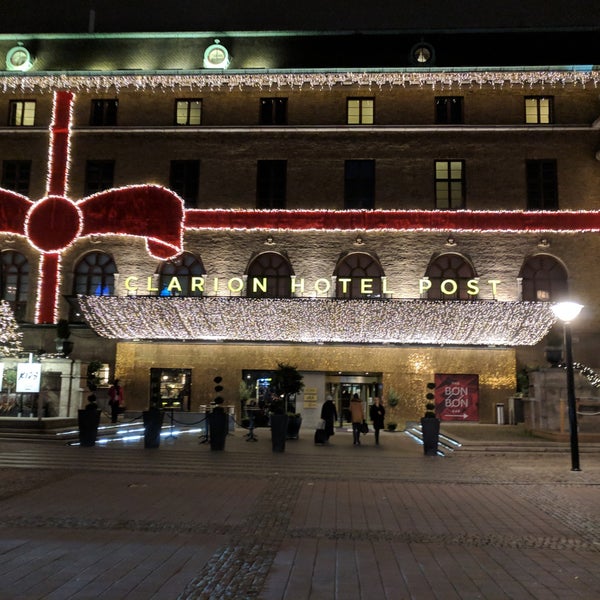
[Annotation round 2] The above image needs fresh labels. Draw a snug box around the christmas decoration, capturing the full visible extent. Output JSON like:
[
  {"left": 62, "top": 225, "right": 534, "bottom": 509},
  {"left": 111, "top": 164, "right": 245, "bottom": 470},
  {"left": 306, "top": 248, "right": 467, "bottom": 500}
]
[
  {"left": 0, "top": 300, "right": 23, "bottom": 356},
  {"left": 75, "top": 295, "right": 556, "bottom": 346}
]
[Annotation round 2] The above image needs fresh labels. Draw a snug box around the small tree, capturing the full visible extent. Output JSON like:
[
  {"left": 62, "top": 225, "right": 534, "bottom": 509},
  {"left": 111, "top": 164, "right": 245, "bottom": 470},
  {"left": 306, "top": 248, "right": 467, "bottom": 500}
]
[
  {"left": 270, "top": 362, "right": 304, "bottom": 414},
  {"left": 0, "top": 300, "right": 23, "bottom": 357}
]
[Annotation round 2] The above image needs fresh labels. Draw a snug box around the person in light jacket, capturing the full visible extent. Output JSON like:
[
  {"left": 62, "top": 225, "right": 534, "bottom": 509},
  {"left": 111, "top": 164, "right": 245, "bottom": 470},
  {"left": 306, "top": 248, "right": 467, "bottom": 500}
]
[{"left": 350, "top": 393, "right": 364, "bottom": 445}]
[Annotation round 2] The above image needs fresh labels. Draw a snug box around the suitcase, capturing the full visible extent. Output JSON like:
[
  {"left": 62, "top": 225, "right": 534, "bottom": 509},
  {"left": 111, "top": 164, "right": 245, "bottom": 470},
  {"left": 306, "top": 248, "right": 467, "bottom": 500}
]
[{"left": 314, "top": 428, "right": 328, "bottom": 444}]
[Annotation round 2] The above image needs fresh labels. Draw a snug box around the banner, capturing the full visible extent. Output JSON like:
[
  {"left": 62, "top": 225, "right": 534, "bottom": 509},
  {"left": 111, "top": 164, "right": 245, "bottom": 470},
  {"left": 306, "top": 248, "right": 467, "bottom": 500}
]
[
  {"left": 16, "top": 363, "right": 42, "bottom": 394},
  {"left": 434, "top": 374, "right": 479, "bottom": 421}
]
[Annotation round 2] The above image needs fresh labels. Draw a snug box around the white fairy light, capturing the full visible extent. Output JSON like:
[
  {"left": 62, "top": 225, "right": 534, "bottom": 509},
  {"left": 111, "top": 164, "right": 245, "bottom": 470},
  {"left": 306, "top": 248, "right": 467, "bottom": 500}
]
[{"left": 76, "top": 296, "right": 556, "bottom": 346}]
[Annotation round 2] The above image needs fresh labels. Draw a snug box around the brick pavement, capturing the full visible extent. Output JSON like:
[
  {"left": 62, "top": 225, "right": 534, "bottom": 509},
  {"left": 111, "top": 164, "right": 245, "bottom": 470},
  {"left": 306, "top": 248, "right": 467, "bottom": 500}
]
[{"left": 0, "top": 426, "right": 598, "bottom": 599}]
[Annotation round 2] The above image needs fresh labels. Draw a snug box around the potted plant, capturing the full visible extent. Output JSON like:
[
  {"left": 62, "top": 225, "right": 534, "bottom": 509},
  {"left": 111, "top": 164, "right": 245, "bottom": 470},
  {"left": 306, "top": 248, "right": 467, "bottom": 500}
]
[
  {"left": 421, "top": 383, "right": 440, "bottom": 456},
  {"left": 78, "top": 360, "right": 103, "bottom": 446},
  {"left": 387, "top": 388, "right": 399, "bottom": 408},
  {"left": 143, "top": 400, "right": 165, "bottom": 449},
  {"left": 55, "top": 319, "right": 73, "bottom": 356},
  {"left": 544, "top": 329, "right": 563, "bottom": 367},
  {"left": 270, "top": 362, "right": 304, "bottom": 452}
]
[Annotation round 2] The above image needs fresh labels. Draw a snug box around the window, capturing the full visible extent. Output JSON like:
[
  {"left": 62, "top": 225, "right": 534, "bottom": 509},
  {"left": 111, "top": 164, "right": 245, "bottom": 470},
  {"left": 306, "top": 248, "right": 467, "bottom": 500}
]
[
  {"left": 90, "top": 99, "right": 118, "bottom": 126},
  {"left": 257, "top": 160, "right": 286, "bottom": 209},
  {"left": 519, "top": 255, "right": 568, "bottom": 302},
  {"left": 1, "top": 160, "right": 31, "bottom": 196},
  {"left": 8, "top": 100, "right": 35, "bottom": 126},
  {"left": 259, "top": 98, "right": 287, "bottom": 125},
  {"left": 424, "top": 253, "right": 476, "bottom": 300},
  {"left": 334, "top": 252, "right": 384, "bottom": 299},
  {"left": 435, "top": 160, "right": 465, "bottom": 209},
  {"left": 247, "top": 252, "right": 294, "bottom": 298},
  {"left": 1, "top": 251, "right": 29, "bottom": 321},
  {"left": 435, "top": 97, "right": 463, "bottom": 124},
  {"left": 526, "top": 160, "right": 558, "bottom": 210},
  {"left": 525, "top": 96, "right": 553, "bottom": 124},
  {"left": 170, "top": 160, "right": 200, "bottom": 207},
  {"left": 175, "top": 99, "right": 202, "bottom": 125},
  {"left": 158, "top": 252, "right": 205, "bottom": 296},
  {"left": 344, "top": 160, "right": 375, "bottom": 209},
  {"left": 347, "top": 98, "right": 374, "bottom": 125},
  {"left": 84, "top": 160, "right": 115, "bottom": 196},
  {"left": 71, "top": 252, "right": 116, "bottom": 320}
]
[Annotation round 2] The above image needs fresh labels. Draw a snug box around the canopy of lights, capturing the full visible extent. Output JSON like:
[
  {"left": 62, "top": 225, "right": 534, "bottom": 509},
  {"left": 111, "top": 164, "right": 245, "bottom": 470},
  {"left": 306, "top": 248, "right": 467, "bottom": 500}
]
[{"left": 76, "top": 296, "right": 557, "bottom": 346}]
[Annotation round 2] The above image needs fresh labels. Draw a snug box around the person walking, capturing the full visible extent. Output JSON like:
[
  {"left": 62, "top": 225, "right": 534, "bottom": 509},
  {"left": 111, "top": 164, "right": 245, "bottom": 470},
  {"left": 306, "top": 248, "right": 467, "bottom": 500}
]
[
  {"left": 350, "top": 393, "right": 364, "bottom": 445},
  {"left": 320, "top": 395, "right": 338, "bottom": 441},
  {"left": 369, "top": 396, "right": 385, "bottom": 445},
  {"left": 108, "top": 379, "right": 124, "bottom": 424}
]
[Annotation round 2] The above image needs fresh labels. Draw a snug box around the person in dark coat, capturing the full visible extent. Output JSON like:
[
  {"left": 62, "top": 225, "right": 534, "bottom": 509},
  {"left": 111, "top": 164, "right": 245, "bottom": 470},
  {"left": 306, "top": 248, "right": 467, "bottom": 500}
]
[
  {"left": 369, "top": 396, "right": 385, "bottom": 445},
  {"left": 320, "top": 395, "right": 338, "bottom": 439}
]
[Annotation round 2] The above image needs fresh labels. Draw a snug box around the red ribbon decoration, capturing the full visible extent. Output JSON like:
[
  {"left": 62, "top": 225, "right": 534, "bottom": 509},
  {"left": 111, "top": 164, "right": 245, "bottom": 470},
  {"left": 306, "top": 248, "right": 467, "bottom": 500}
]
[{"left": 0, "top": 91, "right": 184, "bottom": 323}]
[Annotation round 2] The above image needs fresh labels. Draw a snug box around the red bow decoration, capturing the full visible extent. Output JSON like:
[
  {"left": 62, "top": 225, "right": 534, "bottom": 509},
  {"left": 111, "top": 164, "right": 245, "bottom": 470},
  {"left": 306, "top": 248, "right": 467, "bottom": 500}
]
[{"left": 0, "top": 91, "right": 183, "bottom": 323}]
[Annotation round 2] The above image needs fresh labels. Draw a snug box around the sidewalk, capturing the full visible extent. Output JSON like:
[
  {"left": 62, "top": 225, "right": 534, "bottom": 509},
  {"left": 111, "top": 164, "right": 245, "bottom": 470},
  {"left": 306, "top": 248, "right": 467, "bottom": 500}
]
[{"left": 0, "top": 426, "right": 598, "bottom": 599}]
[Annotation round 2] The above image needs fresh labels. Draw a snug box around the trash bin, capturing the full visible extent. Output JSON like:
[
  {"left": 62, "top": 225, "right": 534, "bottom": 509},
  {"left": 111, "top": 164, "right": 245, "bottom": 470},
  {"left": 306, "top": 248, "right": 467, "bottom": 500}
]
[{"left": 496, "top": 403, "right": 505, "bottom": 425}]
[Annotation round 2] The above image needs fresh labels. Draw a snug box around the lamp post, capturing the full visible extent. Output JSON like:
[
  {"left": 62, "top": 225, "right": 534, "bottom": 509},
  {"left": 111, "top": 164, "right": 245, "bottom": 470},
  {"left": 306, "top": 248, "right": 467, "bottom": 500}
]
[{"left": 551, "top": 301, "right": 583, "bottom": 471}]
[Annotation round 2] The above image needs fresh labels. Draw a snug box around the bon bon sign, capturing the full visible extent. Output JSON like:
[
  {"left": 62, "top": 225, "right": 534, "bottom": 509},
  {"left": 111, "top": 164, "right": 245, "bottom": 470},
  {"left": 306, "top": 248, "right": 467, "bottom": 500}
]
[{"left": 434, "top": 374, "right": 479, "bottom": 421}]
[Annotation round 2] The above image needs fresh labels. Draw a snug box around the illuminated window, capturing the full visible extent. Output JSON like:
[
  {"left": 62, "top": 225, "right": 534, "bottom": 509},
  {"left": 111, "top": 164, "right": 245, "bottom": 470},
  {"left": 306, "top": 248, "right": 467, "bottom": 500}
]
[
  {"left": 435, "top": 97, "right": 463, "bottom": 124},
  {"left": 345, "top": 160, "right": 375, "bottom": 209},
  {"left": 8, "top": 100, "right": 35, "bottom": 126},
  {"left": 170, "top": 160, "right": 200, "bottom": 208},
  {"left": 1, "top": 250, "right": 29, "bottom": 321},
  {"left": 1, "top": 160, "right": 31, "bottom": 195},
  {"left": 526, "top": 160, "right": 557, "bottom": 210},
  {"left": 175, "top": 99, "right": 202, "bottom": 125},
  {"left": 334, "top": 252, "right": 383, "bottom": 299},
  {"left": 525, "top": 97, "right": 553, "bottom": 124},
  {"left": 158, "top": 252, "right": 205, "bottom": 297},
  {"left": 90, "top": 99, "right": 118, "bottom": 126},
  {"left": 247, "top": 252, "right": 293, "bottom": 298},
  {"left": 519, "top": 255, "right": 568, "bottom": 302},
  {"left": 259, "top": 98, "right": 287, "bottom": 125},
  {"left": 257, "top": 160, "right": 286, "bottom": 208},
  {"left": 425, "top": 253, "right": 476, "bottom": 300},
  {"left": 71, "top": 252, "right": 116, "bottom": 321},
  {"left": 347, "top": 98, "right": 374, "bottom": 125},
  {"left": 84, "top": 160, "right": 115, "bottom": 196},
  {"left": 435, "top": 160, "right": 465, "bottom": 209}
]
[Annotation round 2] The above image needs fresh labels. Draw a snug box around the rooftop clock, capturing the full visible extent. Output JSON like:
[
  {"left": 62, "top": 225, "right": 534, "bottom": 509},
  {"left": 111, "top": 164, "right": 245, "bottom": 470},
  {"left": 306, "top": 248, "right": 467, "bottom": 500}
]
[
  {"left": 203, "top": 39, "right": 230, "bottom": 69},
  {"left": 6, "top": 45, "right": 33, "bottom": 72},
  {"left": 410, "top": 42, "right": 435, "bottom": 67}
]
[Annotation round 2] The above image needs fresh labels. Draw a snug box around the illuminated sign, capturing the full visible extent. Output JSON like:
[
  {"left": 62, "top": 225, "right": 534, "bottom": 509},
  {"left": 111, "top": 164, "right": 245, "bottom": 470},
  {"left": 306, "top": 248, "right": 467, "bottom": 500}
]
[{"left": 123, "top": 276, "right": 502, "bottom": 297}]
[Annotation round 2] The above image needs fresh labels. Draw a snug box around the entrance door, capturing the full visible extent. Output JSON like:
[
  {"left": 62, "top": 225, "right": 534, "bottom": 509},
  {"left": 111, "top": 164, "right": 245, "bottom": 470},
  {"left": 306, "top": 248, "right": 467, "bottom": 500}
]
[
  {"left": 325, "top": 374, "right": 382, "bottom": 425},
  {"left": 150, "top": 368, "right": 191, "bottom": 410}
]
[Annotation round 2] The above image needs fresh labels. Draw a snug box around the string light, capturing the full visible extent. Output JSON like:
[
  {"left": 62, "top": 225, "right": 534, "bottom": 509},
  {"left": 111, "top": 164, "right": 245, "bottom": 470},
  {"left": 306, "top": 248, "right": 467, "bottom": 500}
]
[
  {"left": 0, "top": 69, "right": 598, "bottom": 94},
  {"left": 76, "top": 296, "right": 556, "bottom": 346}
]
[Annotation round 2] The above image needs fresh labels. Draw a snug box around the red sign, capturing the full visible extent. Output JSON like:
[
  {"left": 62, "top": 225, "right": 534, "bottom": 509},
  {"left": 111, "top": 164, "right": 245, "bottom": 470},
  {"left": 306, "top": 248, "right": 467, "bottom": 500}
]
[{"left": 434, "top": 374, "right": 479, "bottom": 421}]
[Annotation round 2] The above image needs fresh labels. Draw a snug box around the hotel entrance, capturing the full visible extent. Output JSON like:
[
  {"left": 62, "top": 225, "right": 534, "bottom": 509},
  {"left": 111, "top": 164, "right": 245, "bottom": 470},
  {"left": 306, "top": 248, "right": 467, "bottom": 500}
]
[{"left": 325, "top": 374, "right": 382, "bottom": 425}]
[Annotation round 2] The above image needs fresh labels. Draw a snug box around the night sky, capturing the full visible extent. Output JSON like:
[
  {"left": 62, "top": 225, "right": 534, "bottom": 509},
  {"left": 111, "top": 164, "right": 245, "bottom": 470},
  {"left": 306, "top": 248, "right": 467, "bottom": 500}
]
[{"left": 1, "top": 0, "right": 599, "bottom": 34}]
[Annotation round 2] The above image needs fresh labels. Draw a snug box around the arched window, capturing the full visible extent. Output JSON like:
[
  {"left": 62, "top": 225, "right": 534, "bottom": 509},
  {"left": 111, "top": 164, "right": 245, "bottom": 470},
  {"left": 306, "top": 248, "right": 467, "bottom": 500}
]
[
  {"left": 73, "top": 252, "right": 116, "bottom": 296},
  {"left": 247, "top": 252, "right": 293, "bottom": 298},
  {"left": 158, "top": 252, "right": 206, "bottom": 296},
  {"left": 519, "top": 255, "right": 568, "bottom": 301},
  {"left": 334, "top": 252, "right": 384, "bottom": 299},
  {"left": 1, "top": 250, "right": 29, "bottom": 321},
  {"left": 424, "top": 253, "right": 476, "bottom": 300}
]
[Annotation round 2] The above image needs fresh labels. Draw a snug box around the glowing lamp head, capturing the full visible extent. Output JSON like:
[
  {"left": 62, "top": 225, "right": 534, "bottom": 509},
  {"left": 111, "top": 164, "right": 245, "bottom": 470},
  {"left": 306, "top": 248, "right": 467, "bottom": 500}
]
[{"left": 551, "top": 302, "right": 583, "bottom": 323}]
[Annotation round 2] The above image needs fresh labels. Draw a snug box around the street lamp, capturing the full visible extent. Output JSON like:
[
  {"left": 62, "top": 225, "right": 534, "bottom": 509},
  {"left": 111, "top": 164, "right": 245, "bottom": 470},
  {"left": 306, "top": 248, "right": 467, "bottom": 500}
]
[{"left": 551, "top": 301, "right": 584, "bottom": 471}]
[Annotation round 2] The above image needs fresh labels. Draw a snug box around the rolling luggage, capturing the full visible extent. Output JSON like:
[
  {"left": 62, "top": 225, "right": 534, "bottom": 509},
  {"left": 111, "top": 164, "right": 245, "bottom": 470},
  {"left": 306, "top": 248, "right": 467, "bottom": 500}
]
[{"left": 314, "top": 428, "right": 328, "bottom": 444}]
